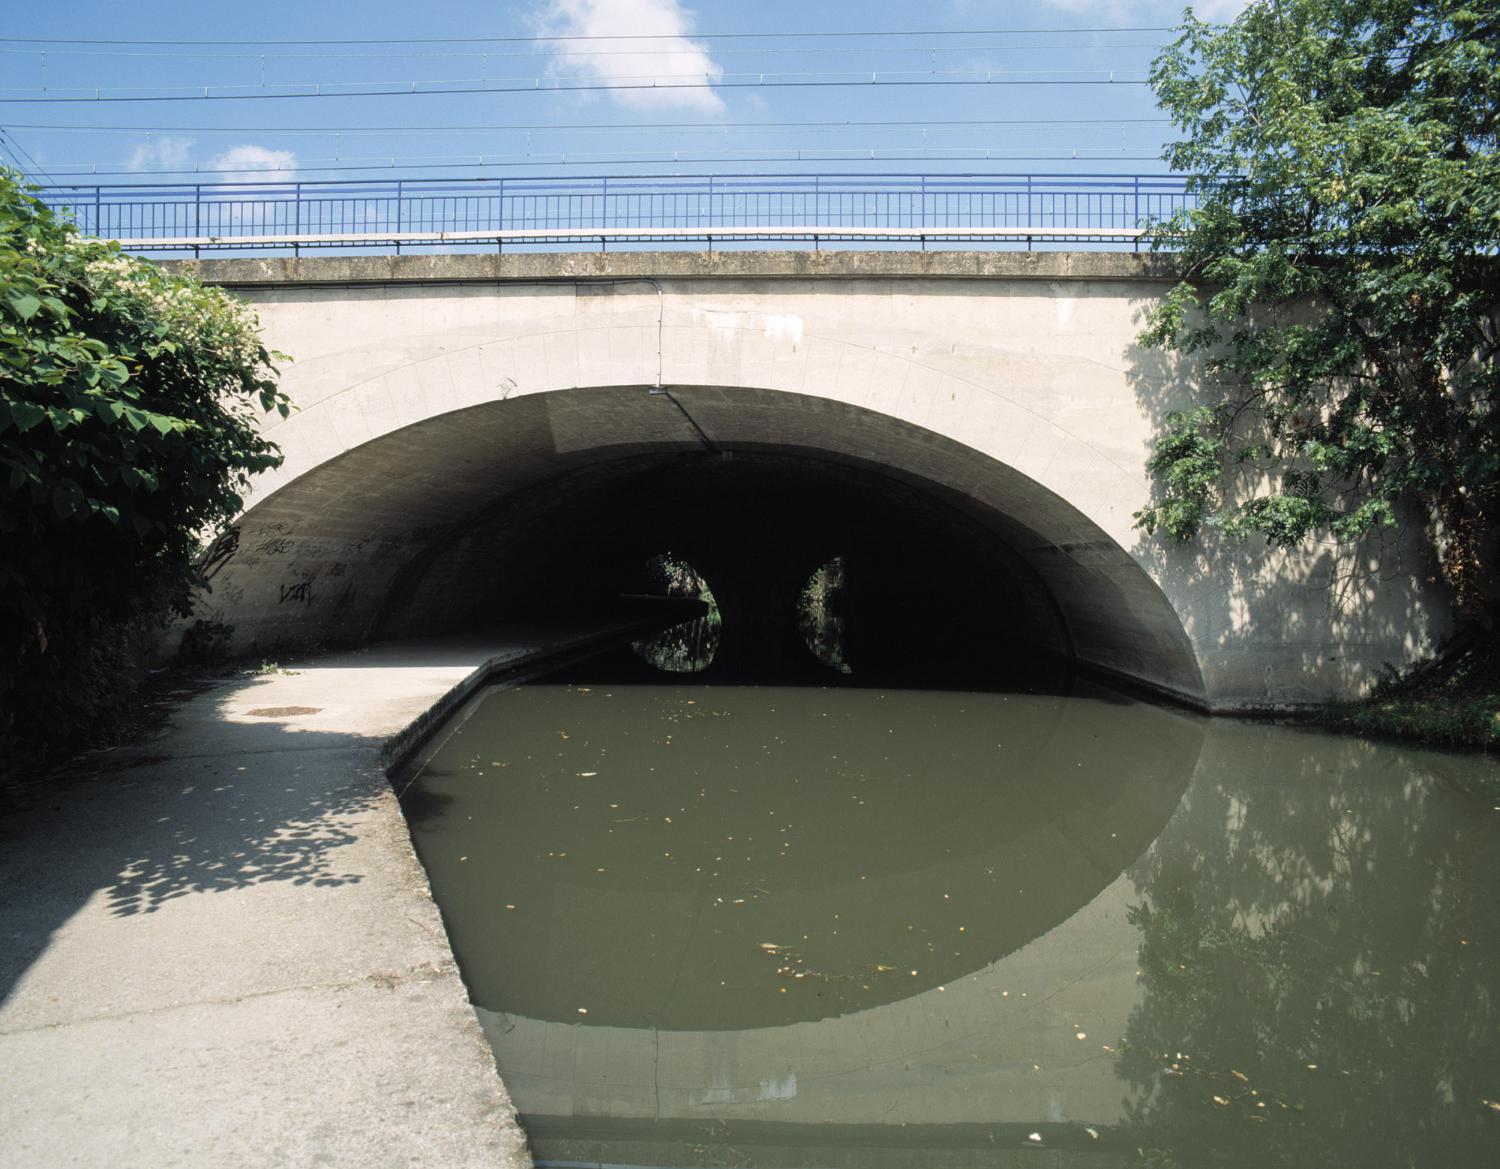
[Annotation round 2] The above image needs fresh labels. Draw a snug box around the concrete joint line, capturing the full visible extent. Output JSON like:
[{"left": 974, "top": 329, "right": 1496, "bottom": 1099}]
[{"left": 0, "top": 962, "right": 454, "bottom": 1038}]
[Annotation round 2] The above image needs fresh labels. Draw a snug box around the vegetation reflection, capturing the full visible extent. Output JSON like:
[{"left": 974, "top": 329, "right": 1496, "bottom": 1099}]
[
  {"left": 631, "top": 553, "right": 722, "bottom": 673},
  {"left": 1118, "top": 729, "right": 1500, "bottom": 1169}
]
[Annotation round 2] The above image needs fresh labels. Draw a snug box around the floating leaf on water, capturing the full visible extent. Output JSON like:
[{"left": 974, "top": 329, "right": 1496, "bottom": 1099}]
[
  {"left": 1212, "top": 1096, "right": 1230, "bottom": 1106},
  {"left": 1231, "top": 1070, "right": 1250, "bottom": 1083},
  {"left": 1026, "top": 1133, "right": 1043, "bottom": 1144},
  {"left": 1076, "top": 1032, "right": 1087, "bottom": 1040},
  {"left": 875, "top": 964, "right": 895, "bottom": 972},
  {"left": 1484, "top": 1100, "right": 1500, "bottom": 1113},
  {"left": 1084, "top": 1127, "right": 1099, "bottom": 1140},
  {"left": 577, "top": 771, "right": 598, "bottom": 777}
]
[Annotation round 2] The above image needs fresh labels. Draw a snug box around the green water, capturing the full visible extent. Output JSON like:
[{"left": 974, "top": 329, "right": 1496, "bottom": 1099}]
[{"left": 401, "top": 671, "right": 1500, "bottom": 1169}]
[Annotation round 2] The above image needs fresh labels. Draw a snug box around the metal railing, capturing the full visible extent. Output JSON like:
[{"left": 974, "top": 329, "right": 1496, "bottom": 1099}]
[{"left": 38, "top": 173, "right": 1195, "bottom": 254}]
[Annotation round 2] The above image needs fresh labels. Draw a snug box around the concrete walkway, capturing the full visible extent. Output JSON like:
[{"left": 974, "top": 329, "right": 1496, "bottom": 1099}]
[{"left": 0, "top": 623, "right": 648, "bottom": 1169}]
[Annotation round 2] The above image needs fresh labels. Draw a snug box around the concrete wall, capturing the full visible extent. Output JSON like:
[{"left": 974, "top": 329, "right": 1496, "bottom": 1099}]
[{"left": 169, "top": 252, "right": 1451, "bottom": 711}]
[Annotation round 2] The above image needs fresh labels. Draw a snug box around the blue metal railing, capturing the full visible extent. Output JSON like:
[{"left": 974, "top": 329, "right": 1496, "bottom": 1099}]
[{"left": 37, "top": 173, "right": 1195, "bottom": 254}]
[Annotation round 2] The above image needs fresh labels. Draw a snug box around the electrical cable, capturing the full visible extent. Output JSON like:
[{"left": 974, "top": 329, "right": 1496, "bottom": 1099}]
[
  {"left": 34, "top": 150, "right": 1171, "bottom": 179},
  {"left": 0, "top": 73, "right": 1154, "bottom": 104},
  {"left": 0, "top": 27, "right": 1181, "bottom": 47},
  {"left": 2, "top": 116, "right": 1174, "bottom": 135}
]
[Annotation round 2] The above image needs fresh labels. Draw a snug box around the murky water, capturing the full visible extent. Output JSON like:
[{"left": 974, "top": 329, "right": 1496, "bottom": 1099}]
[{"left": 400, "top": 665, "right": 1500, "bottom": 1169}]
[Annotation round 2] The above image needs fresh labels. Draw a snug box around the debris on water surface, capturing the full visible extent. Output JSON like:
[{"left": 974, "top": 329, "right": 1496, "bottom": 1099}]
[{"left": 1026, "top": 1132, "right": 1042, "bottom": 1144}]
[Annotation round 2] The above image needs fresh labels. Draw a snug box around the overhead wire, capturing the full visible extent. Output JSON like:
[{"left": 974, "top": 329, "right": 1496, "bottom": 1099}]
[
  {"left": 5, "top": 117, "right": 1173, "bottom": 135},
  {"left": 0, "top": 72, "right": 1154, "bottom": 104},
  {"left": 0, "top": 27, "right": 1181, "bottom": 47},
  {"left": 1, "top": 24, "right": 1173, "bottom": 184},
  {"left": 0, "top": 40, "right": 1172, "bottom": 62},
  {"left": 35, "top": 148, "right": 1171, "bottom": 179},
  {"left": 0, "top": 128, "right": 58, "bottom": 185}
]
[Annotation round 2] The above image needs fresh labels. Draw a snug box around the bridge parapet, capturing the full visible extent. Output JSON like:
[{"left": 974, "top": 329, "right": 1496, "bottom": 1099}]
[{"left": 40, "top": 172, "right": 1194, "bottom": 256}]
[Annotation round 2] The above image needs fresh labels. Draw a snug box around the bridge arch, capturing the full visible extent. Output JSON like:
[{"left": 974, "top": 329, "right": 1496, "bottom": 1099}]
[
  {"left": 179, "top": 254, "right": 1445, "bottom": 709},
  {"left": 206, "top": 379, "right": 1204, "bottom": 704}
]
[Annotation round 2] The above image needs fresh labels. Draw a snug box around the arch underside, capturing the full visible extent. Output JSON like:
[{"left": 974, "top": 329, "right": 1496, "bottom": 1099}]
[{"left": 201, "top": 385, "right": 1205, "bottom": 705}]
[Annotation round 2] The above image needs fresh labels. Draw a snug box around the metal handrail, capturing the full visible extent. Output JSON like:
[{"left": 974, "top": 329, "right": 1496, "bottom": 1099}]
[{"left": 36, "top": 172, "right": 1196, "bottom": 254}]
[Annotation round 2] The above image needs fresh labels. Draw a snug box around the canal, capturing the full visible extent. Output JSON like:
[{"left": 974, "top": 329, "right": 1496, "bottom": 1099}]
[{"left": 398, "top": 645, "right": 1500, "bottom": 1169}]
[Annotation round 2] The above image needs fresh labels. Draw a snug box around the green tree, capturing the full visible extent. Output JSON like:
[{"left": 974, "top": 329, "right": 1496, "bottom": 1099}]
[
  {"left": 0, "top": 170, "right": 290, "bottom": 749},
  {"left": 1136, "top": 0, "right": 1499, "bottom": 622}
]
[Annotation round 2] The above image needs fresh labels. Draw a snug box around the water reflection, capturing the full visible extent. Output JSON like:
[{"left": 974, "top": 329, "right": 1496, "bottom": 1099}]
[
  {"left": 1117, "top": 724, "right": 1500, "bottom": 1168},
  {"left": 404, "top": 679, "right": 1198, "bottom": 1030},
  {"left": 398, "top": 677, "right": 1500, "bottom": 1168}
]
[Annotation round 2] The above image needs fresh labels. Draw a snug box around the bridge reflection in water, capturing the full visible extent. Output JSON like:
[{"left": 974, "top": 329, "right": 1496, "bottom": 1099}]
[
  {"left": 399, "top": 658, "right": 1500, "bottom": 1168},
  {"left": 400, "top": 657, "right": 1198, "bottom": 1164}
]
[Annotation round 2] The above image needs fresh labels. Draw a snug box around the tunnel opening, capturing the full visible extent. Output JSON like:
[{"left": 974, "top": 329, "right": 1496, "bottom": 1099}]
[
  {"left": 628, "top": 553, "right": 722, "bottom": 674},
  {"left": 375, "top": 449, "right": 1077, "bottom": 692},
  {"left": 211, "top": 386, "right": 1204, "bottom": 706},
  {"left": 797, "top": 556, "right": 852, "bottom": 675}
]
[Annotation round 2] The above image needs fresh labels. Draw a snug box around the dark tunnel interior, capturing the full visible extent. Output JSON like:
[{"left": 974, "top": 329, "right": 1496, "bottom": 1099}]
[{"left": 373, "top": 450, "right": 1075, "bottom": 690}]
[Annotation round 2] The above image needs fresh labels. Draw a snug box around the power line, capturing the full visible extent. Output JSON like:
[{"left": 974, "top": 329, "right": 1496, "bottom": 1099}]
[
  {"left": 0, "top": 27, "right": 1180, "bottom": 48},
  {"left": 0, "top": 40, "right": 1172, "bottom": 62},
  {"left": 0, "top": 129, "right": 58, "bottom": 185},
  {"left": 1, "top": 65, "right": 1152, "bottom": 100},
  {"left": 4, "top": 117, "right": 1173, "bottom": 135},
  {"left": 39, "top": 146, "right": 1170, "bottom": 178},
  {"left": 0, "top": 73, "right": 1154, "bottom": 105}
]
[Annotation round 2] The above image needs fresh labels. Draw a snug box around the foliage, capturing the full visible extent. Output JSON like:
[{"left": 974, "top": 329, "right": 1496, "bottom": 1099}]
[
  {"left": 1135, "top": 0, "right": 1500, "bottom": 619},
  {"left": 1333, "top": 623, "right": 1500, "bottom": 750},
  {"left": 631, "top": 553, "right": 722, "bottom": 672},
  {"left": 0, "top": 168, "right": 290, "bottom": 748}
]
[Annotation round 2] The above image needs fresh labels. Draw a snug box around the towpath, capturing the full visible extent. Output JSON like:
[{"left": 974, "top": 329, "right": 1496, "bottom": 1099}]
[{"left": 0, "top": 622, "right": 654, "bottom": 1169}]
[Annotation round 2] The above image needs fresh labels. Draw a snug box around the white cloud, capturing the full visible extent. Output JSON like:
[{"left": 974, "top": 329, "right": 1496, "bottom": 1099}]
[
  {"left": 533, "top": 0, "right": 725, "bottom": 114},
  {"left": 125, "top": 136, "right": 195, "bottom": 172},
  {"left": 205, "top": 144, "right": 298, "bottom": 181}
]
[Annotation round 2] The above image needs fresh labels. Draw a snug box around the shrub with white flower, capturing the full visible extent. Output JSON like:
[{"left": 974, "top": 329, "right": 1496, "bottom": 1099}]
[{"left": 1, "top": 168, "right": 291, "bottom": 750}]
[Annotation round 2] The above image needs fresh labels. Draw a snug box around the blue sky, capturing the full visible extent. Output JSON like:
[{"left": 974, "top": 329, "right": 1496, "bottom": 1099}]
[{"left": 0, "top": 1, "right": 1251, "bottom": 187}]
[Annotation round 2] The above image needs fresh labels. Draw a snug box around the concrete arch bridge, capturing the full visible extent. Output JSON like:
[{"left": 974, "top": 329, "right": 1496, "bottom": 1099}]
[{"left": 176, "top": 250, "right": 1447, "bottom": 711}]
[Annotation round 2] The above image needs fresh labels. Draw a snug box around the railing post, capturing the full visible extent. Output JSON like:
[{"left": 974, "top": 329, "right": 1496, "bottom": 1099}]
[
  {"left": 1133, "top": 174, "right": 1141, "bottom": 253},
  {"left": 395, "top": 179, "right": 404, "bottom": 254},
  {"left": 294, "top": 181, "right": 302, "bottom": 257},
  {"left": 1027, "top": 176, "right": 1034, "bottom": 252}
]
